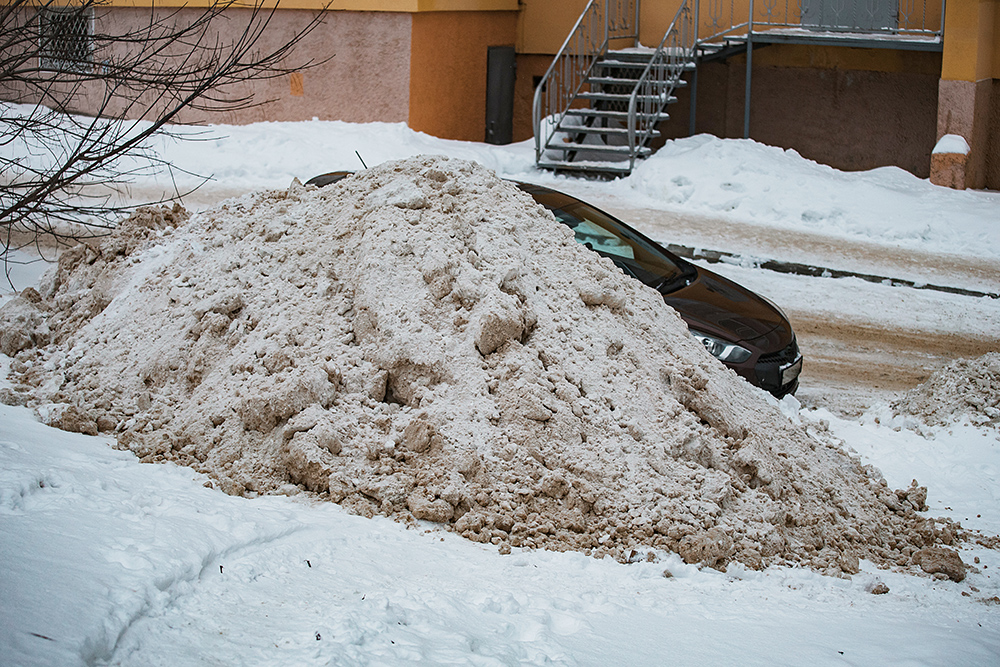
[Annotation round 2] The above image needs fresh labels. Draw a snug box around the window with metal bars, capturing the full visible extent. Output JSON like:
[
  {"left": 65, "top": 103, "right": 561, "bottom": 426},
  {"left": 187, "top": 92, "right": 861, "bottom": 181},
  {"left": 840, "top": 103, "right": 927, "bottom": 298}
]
[{"left": 38, "top": 7, "right": 94, "bottom": 73}]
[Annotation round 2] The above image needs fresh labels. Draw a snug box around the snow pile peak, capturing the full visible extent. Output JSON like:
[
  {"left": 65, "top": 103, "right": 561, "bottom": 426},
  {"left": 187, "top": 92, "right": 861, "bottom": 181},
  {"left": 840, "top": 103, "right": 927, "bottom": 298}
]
[{"left": 0, "top": 156, "right": 958, "bottom": 572}]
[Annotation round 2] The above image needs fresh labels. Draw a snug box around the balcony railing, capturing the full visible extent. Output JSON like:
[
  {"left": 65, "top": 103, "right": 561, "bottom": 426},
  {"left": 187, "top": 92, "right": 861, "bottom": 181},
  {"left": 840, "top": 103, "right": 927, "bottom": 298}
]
[{"left": 700, "top": 0, "right": 945, "bottom": 46}]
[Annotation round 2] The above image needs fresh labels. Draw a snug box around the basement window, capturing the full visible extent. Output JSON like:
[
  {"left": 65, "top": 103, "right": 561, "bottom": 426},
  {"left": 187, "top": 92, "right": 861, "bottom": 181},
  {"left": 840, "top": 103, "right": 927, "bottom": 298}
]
[{"left": 38, "top": 7, "right": 94, "bottom": 73}]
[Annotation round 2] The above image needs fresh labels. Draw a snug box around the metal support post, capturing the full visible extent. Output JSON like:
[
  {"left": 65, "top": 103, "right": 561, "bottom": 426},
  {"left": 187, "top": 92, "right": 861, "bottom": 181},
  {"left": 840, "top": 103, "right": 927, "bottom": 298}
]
[
  {"left": 690, "top": 0, "right": 700, "bottom": 136},
  {"left": 635, "top": 0, "right": 641, "bottom": 47},
  {"left": 743, "top": 0, "right": 754, "bottom": 139},
  {"left": 689, "top": 67, "right": 698, "bottom": 136}
]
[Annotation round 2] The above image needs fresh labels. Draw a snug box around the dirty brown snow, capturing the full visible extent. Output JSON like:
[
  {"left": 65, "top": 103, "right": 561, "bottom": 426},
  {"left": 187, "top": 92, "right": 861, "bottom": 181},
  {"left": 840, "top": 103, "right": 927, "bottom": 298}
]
[
  {"left": 0, "top": 156, "right": 961, "bottom": 573},
  {"left": 892, "top": 352, "right": 1000, "bottom": 428}
]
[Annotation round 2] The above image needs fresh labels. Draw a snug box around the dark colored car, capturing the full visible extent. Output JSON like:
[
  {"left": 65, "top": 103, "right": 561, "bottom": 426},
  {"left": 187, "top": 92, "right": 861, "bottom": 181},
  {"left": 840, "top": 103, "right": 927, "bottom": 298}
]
[{"left": 306, "top": 172, "right": 802, "bottom": 397}]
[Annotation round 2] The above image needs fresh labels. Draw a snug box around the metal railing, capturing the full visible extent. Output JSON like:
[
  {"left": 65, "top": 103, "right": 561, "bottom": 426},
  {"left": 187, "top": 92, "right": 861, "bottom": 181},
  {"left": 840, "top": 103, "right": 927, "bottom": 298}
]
[
  {"left": 533, "top": 0, "right": 945, "bottom": 172},
  {"left": 532, "top": 0, "right": 640, "bottom": 166},
  {"left": 626, "top": 2, "right": 695, "bottom": 172},
  {"left": 701, "top": 0, "right": 945, "bottom": 45}
]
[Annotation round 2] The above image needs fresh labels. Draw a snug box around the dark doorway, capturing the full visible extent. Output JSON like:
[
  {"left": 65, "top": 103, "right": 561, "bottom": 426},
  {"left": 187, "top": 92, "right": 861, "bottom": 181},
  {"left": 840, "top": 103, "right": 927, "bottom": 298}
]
[{"left": 485, "top": 46, "right": 516, "bottom": 145}]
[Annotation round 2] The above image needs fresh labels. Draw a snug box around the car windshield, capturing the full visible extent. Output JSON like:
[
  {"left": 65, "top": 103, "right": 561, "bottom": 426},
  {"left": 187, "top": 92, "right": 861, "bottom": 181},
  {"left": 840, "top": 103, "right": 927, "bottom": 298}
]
[{"left": 525, "top": 187, "right": 692, "bottom": 293}]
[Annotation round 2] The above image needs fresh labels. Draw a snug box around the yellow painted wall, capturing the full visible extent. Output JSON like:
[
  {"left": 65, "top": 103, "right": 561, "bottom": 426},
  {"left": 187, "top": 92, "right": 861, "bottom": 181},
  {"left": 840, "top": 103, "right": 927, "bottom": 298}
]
[
  {"left": 942, "top": 0, "right": 998, "bottom": 82},
  {"left": 513, "top": 0, "right": 691, "bottom": 53},
  {"left": 516, "top": 1, "right": 946, "bottom": 55},
  {"left": 515, "top": 0, "right": 680, "bottom": 54},
  {"left": 408, "top": 10, "right": 518, "bottom": 140},
  {"left": 517, "top": 0, "right": 588, "bottom": 54},
  {"left": 639, "top": 1, "right": 684, "bottom": 46}
]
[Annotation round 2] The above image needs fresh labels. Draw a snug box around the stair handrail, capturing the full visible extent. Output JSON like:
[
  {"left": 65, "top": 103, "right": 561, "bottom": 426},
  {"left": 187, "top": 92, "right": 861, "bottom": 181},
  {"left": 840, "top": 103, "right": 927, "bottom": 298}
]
[
  {"left": 533, "top": 0, "right": 639, "bottom": 166},
  {"left": 626, "top": 1, "right": 695, "bottom": 172}
]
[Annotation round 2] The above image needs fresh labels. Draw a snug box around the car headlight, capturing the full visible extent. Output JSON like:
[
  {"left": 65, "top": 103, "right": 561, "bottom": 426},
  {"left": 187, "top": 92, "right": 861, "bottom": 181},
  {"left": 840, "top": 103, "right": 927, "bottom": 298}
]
[{"left": 689, "top": 330, "right": 753, "bottom": 364}]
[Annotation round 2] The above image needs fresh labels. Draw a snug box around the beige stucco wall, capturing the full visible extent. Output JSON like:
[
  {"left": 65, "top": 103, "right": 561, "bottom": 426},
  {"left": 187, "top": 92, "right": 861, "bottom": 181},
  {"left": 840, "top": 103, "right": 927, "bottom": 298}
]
[
  {"left": 198, "top": 9, "right": 413, "bottom": 125},
  {"left": 100, "top": 1, "right": 519, "bottom": 11},
  {"left": 2, "top": 7, "right": 413, "bottom": 126},
  {"left": 5, "top": 3, "right": 522, "bottom": 140},
  {"left": 938, "top": 76, "right": 1000, "bottom": 190}
]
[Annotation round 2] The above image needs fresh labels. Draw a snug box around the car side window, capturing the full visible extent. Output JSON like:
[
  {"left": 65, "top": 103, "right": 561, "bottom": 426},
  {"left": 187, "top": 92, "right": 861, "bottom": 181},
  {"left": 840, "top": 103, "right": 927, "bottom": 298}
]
[
  {"left": 531, "top": 187, "right": 688, "bottom": 289},
  {"left": 569, "top": 219, "right": 636, "bottom": 259}
]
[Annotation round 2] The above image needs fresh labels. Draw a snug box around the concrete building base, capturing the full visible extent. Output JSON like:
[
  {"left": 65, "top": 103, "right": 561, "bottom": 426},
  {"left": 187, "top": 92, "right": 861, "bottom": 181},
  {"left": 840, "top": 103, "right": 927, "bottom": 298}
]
[
  {"left": 930, "top": 152, "right": 969, "bottom": 189},
  {"left": 935, "top": 78, "right": 998, "bottom": 190}
]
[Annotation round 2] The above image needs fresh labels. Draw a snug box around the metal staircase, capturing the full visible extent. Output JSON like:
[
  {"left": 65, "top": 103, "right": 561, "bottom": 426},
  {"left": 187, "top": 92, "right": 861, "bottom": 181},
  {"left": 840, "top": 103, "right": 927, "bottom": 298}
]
[
  {"left": 533, "top": 0, "right": 946, "bottom": 178},
  {"left": 533, "top": 0, "right": 695, "bottom": 177}
]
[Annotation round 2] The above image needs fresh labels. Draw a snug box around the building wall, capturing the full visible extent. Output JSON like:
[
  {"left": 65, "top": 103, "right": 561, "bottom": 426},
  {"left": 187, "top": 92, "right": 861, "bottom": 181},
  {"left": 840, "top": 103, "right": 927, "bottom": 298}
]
[
  {"left": 3, "top": 1, "right": 518, "bottom": 140},
  {"left": 516, "top": 1, "right": 949, "bottom": 179},
  {"left": 992, "top": 5, "right": 1000, "bottom": 189},
  {"left": 1, "top": 6, "right": 413, "bottom": 126},
  {"left": 517, "top": 0, "right": 590, "bottom": 55},
  {"left": 7, "top": 0, "right": 977, "bottom": 183},
  {"left": 936, "top": 0, "right": 999, "bottom": 189},
  {"left": 512, "top": 54, "right": 554, "bottom": 143},
  {"left": 518, "top": 0, "right": 946, "bottom": 54},
  {"left": 96, "top": 0, "right": 518, "bottom": 11},
  {"left": 408, "top": 10, "right": 518, "bottom": 141},
  {"left": 668, "top": 45, "right": 943, "bottom": 177},
  {"left": 515, "top": 0, "right": 691, "bottom": 54},
  {"left": 989, "top": 78, "right": 1000, "bottom": 190},
  {"left": 201, "top": 9, "right": 413, "bottom": 125}
]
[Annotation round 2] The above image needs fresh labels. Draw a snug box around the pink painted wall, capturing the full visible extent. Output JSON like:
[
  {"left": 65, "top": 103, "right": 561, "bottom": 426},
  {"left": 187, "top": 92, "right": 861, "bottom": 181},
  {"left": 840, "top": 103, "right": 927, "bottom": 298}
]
[{"left": 3, "top": 7, "right": 412, "bottom": 126}]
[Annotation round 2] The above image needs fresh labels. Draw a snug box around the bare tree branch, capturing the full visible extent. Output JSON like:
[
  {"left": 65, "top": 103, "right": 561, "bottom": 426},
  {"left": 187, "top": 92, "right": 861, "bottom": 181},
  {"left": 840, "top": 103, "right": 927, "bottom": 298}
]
[{"left": 1, "top": 0, "right": 330, "bottom": 283}]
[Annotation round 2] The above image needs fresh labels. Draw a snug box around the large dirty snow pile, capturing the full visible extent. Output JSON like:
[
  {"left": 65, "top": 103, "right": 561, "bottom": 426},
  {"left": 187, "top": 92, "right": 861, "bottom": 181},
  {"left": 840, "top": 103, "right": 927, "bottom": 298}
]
[
  {"left": 0, "top": 156, "right": 958, "bottom": 572},
  {"left": 892, "top": 353, "right": 1000, "bottom": 428}
]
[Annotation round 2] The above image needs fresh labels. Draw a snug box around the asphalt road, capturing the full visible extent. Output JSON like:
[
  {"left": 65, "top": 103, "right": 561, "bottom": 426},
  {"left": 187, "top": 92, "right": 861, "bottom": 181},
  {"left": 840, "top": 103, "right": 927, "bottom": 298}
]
[{"left": 595, "top": 201, "right": 1000, "bottom": 416}]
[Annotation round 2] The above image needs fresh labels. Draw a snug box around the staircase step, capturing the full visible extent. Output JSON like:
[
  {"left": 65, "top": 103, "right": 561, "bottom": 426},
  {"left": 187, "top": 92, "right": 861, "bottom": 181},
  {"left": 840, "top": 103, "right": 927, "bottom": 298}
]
[
  {"left": 545, "top": 142, "right": 653, "bottom": 157},
  {"left": 597, "top": 51, "right": 700, "bottom": 67},
  {"left": 564, "top": 108, "right": 671, "bottom": 122},
  {"left": 578, "top": 92, "right": 679, "bottom": 104},
  {"left": 696, "top": 39, "right": 749, "bottom": 62},
  {"left": 588, "top": 76, "right": 648, "bottom": 85},
  {"left": 536, "top": 160, "right": 636, "bottom": 176},
  {"left": 534, "top": 40, "right": 700, "bottom": 177},
  {"left": 597, "top": 59, "right": 674, "bottom": 68},
  {"left": 588, "top": 76, "right": 689, "bottom": 88},
  {"left": 557, "top": 126, "right": 662, "bottom": 138},
  {"left": 598, "top": 58, "right": 697, "bottom": 71}
]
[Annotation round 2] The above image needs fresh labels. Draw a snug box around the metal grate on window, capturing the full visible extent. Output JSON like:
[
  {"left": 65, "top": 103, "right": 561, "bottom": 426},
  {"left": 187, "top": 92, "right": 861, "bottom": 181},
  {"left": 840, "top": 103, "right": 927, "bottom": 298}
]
[{"left": 39, "top": 7, "right": 94, "bottom": 73}]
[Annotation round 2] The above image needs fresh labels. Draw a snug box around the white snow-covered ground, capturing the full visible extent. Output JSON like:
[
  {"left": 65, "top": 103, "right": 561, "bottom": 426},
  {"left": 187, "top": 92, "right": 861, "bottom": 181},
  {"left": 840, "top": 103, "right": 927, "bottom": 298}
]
[
  {"left": 3, "top": 400, "right": 999, "bottom": 667},
  {"left": 2, "top": 114, "right": 999, "bottom": 666}
]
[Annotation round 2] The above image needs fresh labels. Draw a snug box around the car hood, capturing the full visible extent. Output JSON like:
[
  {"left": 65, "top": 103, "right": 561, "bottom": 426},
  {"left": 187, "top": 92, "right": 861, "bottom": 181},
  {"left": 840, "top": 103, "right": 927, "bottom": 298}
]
[{"left": 663, "top": 268, "right": 791, "bottom": 349}]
